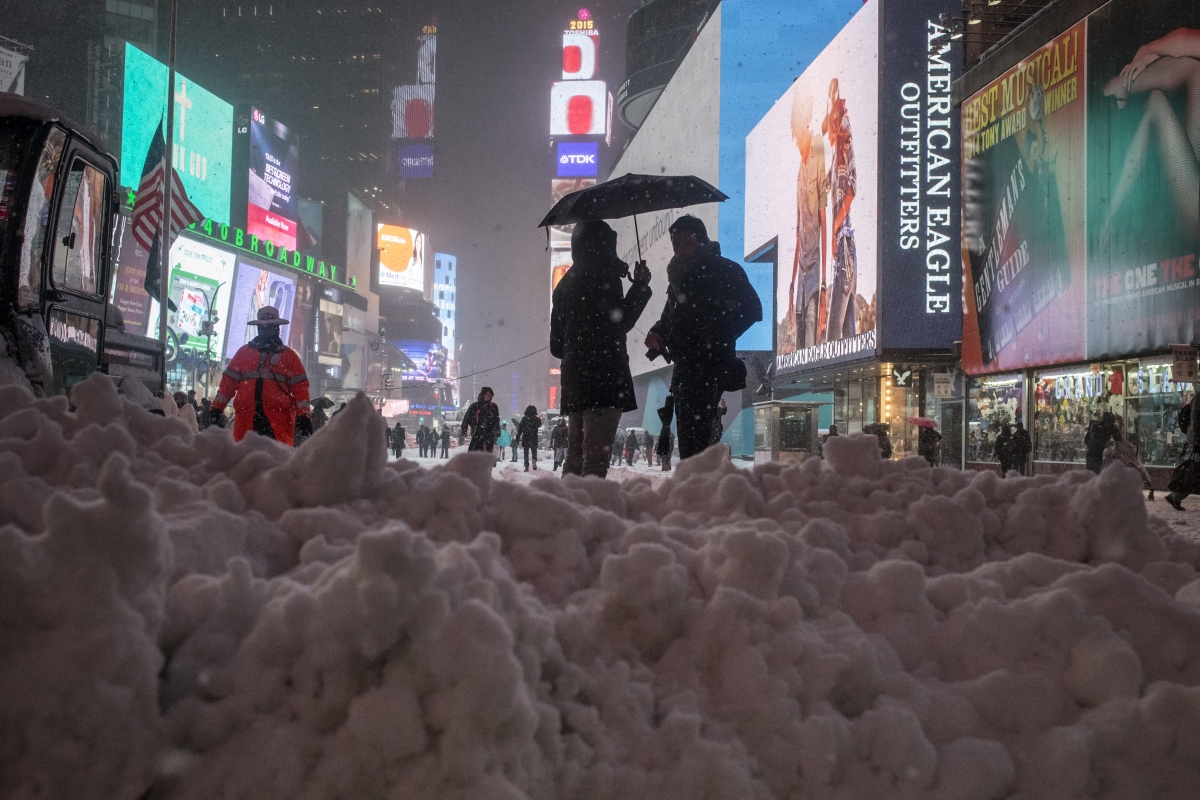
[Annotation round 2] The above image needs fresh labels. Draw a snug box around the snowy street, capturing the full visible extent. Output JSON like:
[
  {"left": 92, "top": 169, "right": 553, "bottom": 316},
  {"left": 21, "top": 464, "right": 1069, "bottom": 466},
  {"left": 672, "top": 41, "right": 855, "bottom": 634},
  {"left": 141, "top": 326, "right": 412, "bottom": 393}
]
[{"left": 7, "top": 379, "right": 1200, "bottom": 800}]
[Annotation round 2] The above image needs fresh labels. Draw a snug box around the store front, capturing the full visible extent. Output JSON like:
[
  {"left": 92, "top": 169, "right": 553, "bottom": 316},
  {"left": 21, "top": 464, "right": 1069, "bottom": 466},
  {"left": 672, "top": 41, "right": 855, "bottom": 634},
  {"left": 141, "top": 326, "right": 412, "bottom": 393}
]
[{"left": 964, "top": 360, "right": 1189, "bottom": 485}]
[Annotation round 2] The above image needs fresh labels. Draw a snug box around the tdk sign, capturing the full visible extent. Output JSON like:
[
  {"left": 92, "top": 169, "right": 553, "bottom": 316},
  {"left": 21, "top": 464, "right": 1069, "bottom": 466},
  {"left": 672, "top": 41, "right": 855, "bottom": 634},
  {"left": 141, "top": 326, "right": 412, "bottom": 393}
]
[{"left": 556, "top": 142, "right": 599, "bottom": 177}]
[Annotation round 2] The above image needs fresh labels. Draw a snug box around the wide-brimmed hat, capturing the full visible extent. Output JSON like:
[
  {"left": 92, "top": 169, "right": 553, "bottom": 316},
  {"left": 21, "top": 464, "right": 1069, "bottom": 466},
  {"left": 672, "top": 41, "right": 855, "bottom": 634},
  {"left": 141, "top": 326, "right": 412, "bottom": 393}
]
[{"left": 247, "top": 306, "right": 290, "bottom": 326}]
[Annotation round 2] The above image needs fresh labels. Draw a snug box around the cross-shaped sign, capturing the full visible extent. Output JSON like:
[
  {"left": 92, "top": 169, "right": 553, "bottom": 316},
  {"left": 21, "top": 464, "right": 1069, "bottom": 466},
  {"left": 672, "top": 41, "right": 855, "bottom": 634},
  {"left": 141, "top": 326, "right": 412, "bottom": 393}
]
[{"left": 174, "top": 79, "right": 192, "bottom": 142}]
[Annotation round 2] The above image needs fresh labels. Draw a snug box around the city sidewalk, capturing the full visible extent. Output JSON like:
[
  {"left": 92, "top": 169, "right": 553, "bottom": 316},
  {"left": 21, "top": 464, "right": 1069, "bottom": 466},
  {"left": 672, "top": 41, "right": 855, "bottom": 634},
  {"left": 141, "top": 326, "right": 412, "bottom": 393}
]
[{"left": 1147, "top": 491, "right": 1200, "bottom": 544}]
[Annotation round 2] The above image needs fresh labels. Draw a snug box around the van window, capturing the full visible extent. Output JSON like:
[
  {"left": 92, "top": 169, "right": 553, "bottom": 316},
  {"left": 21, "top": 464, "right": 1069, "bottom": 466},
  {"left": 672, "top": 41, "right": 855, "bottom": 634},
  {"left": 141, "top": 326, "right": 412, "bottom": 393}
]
[
  {"left": 14, "top": 126, "right": 67, "bottom": 308},
  {"left": 50, "top": 158, "right": 106, "bottom": 296}
]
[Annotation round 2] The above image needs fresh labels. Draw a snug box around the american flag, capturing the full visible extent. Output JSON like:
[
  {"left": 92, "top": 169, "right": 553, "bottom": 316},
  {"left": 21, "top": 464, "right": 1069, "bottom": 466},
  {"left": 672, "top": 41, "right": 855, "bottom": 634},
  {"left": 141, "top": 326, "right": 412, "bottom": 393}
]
[{"left": 129, "top": 120, "right": 205, "bottom": 252}]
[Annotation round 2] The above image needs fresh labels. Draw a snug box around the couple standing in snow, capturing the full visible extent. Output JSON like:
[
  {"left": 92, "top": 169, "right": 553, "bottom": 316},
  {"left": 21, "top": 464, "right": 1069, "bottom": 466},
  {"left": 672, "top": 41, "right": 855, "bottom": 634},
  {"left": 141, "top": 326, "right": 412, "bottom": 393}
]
[{"left": 550, "top": 215, "right": 761, "bottom": 478}]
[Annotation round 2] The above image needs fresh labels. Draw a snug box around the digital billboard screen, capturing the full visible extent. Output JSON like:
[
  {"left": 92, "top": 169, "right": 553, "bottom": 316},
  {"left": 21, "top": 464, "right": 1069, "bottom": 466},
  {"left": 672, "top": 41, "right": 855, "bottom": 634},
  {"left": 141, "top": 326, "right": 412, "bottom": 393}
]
[
  {"left": 551, "top": 80, "right": 607, "bottom": 136},
  {"left": 1084, "top": 0, "right": 1200, "bottom": 360},
  {"left": 165, "top": 239, "right": 235, "bottom": 358},
  {"left": 745, "top": 0, "right": 879, "bottom": 373},
  {"left": 550, "top": 178, "right": 595, "bottom": 248},
  {"left": 223, "top": 261, "right": 298, "bottom": 358},
  {"left": 399, "top": 144, "right": 434, "bottom": 179},
  {"left": 377, "top": 225, "right": 426, "bottom": 291},
  {"left": 556, "top": 142, "right": 599, "bottom": 177},
  {"left": 247, "top": 107, "right": 300, "bottom": 251},
  {"left": 316, "top": 286, "right": 344, "bottom": 368},
  {"left": 392, "top": 85, "right": 435, "bottom": 139},
  {"left": 562, "top": 31, "right": 599, "bottom": 80},
  {"left": 121, "top": 43, "right": 233, "bottom": 224},
  {"left": 392, "top": 340, "right": 447, "bottom": 383}
]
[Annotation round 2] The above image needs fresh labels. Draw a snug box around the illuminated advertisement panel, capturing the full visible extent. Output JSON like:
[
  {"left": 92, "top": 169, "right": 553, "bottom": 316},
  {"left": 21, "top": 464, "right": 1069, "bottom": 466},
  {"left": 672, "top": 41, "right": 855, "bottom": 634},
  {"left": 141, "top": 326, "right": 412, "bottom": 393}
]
[
  {"left": 315, "top": 286, "right": 345, "bottom": 368},
  {"left": 563, "top": 31, "right": 599, "bottom": 80},
  {"left": 399, "top": 144, "right": 434, "bottom": 179},
  {"left": 247, "top": 107, "right": 300, "bottom": 251},
  {"left": 1085, "top": 0, "right": 1200, "bottom": 360},
  {"left": 746, "top": 1, "right": 880, "bottom": 373},
  {"left": 392, "top": 84, "right": 435, "bottom": 139},
  {"left": 121, "top": 43, "right": 233, "bottom": 224},
  {"left": 223, "top": 261, "right": 298, "bottom": 358},
  {"left": 377, "top": 224, "right": 426, "bottom": 291},
  {"left": 165, "top": 238, "right": 235, "bottom": 357},
  {"left": 961, "top": 23, "right": 1087, "bottom": 374},
  {"left": 551, "top": 80, "right": 607, "bottom": 136},
  {"left": 556, "top": 142, "right": 599, "bottom": 177},
  {"left": 551, "top": 250, "right": 573, "bottom": 291},
  {"left": 392, "top": 340, "right": 447, "bottom": 383}
]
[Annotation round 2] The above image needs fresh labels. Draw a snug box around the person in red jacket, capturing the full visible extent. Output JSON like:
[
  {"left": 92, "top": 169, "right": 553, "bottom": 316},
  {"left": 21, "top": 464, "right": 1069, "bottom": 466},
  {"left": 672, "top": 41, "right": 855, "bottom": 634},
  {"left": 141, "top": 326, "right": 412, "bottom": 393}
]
[{"left": 209, "top": 306, "right": 313, "bottom": 446}]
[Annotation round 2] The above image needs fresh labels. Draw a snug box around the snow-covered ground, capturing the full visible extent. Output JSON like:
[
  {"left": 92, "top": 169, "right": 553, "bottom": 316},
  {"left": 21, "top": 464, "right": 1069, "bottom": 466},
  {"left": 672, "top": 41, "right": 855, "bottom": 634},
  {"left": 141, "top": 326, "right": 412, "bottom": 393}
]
[{"left": 6, "top": 376, "right": 1200, "bottom": 800}]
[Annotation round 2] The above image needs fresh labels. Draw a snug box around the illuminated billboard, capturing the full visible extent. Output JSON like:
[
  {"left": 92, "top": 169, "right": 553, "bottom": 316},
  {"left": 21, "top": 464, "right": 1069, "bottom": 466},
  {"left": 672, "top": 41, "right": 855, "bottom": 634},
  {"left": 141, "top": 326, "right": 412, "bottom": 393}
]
[
  {"left": 556, "top": 142, "right": 599, "bottom": 177},
  {"left": 121, "top": 43, "right": 232, "bottom": 224},
  {"left": 745, "top": 0, "right": 961, "bottom": 376},
  {"left": 563, "top": 32, "right": 599, "bottom": 80},
  {"left": 551, "top": 250, "right": 573, "bottom": 291},
  {"left": 377, "top": 224, "right": 426, "bottom": 291},
  {"left": 223, "top": 261, "right": 298, "bottom": 358},
  {"left": 247, "top": 107, "right": 300, "bottom": 251},
  {"left": 399, "top": 144, "right": 434, "bottom": 179},
  {"left": 550, "top": 177, "right": 594, "bottom": 248},
  {"left": 165, "top": 239, "right": 235, "bottom": 357},
  {"left": 746, "top": 2, "right": 879, "bottom": 372},
  {"left": 551, "top": 80, "right": 607, "bottom": 136},
  {"left": 392, "top": 340, "right": 447, "bottom": 383},
  {"left": 392, "top": 85, "right": 435, "bottom": 139}
]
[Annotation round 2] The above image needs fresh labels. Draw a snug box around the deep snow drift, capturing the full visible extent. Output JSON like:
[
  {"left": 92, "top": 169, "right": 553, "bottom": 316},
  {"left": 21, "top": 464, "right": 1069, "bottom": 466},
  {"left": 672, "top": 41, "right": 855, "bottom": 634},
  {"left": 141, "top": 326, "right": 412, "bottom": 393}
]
[{"left": 4, "top": 376, "right": 1200, "bottom": 800}]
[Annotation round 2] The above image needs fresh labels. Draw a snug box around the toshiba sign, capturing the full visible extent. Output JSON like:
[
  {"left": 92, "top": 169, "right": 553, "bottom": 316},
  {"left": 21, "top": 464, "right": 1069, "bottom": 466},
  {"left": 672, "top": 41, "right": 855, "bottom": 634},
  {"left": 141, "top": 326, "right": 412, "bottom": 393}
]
[{"left": 550, "top": 80, "right": 607, "bottom": 136}]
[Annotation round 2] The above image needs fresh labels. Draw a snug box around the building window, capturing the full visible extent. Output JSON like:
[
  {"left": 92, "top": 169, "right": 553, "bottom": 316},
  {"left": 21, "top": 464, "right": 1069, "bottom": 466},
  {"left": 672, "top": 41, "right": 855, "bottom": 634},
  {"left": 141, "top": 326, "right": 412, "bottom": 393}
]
[
  {"left": 438, "top": 291, "right": 443, "bottom": 299},
  {"left": 444, "top": 326, "right": 448, "bottom": 336}
]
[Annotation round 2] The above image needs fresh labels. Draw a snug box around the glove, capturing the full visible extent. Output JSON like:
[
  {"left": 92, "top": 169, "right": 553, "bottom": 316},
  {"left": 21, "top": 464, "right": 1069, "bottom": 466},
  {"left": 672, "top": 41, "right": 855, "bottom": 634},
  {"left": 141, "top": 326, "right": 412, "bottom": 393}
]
[
  {"left": 295, "top": 415, "right": 313, "bottom": 438},
  {"left": 208, "top": 407, "right": 226, "bottom": 428}
]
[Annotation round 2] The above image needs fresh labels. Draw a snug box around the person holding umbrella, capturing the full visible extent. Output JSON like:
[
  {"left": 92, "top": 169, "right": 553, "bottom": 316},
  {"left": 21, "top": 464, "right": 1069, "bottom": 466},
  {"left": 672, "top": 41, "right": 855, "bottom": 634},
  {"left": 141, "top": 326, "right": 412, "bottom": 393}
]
[
  {"left": 910, "top": 416, "right": 941, "bottom": 466},
  {"left": 644, "top": 215, "right": 762, "bottom": 459},
  {"left": 551, "top": 220, "right": 652, "bottom": 478}
]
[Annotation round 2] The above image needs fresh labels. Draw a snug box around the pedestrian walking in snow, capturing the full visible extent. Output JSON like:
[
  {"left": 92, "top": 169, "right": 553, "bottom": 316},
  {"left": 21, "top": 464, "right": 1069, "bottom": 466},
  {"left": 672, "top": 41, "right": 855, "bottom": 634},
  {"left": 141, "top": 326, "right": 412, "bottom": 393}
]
[
  {"left": 624, "top": 430, "right": 640, "bottom": 466},
  {"left": 864, "top": 422, "right": 892, "bottom": 459},
  {"left": 461, "top": 387, "right": 500, "bottom": 452},
  {"left": 198, "top": 397, "right": 212, "bottom": 430},
  {"left": 819, "top": 424, "right": 839, "bottom": 458},
  {"left": 550, "top": 219, "right": 653, "bottom": 478},
  {"left": 644, "top": 215, "right": 761, "bottom": 460},
  {"left": 1011, "top": 421, "right": 1031, "bottom": 474},
  {"left": 612, "top": 431, "right": 625, "bottom": 466},
  {"left": 209, "top": 306, "right": 313, "bottom": 446},
  {"left": 917, "top": 425, "right": 941, "bottom": 466},
  {"left": 643, "top": 430, "right": 654, "bottom": 466},
  {"left": 510, "top": 418, "right": 521, "bottom": 462},
  {"left": 1084, "top": 412, "right": 1116, "bottom": 475},
  {"left": 550, "top": 418, "right": 569, "bottom": 470},
  {"left": 517, "top": 407, "right": 542, "bottom": 471},
  {"left": 1103, "top": 419, "right": 1154, "bottom": 500},
  {"left": 496, "top": 422, "right": 513, "bottom": 462},
  {"left": 656, "top": 398, "right": 675, "bottom": 471},
  {"left": 1168, "top": 392, "right": 1200, "bottom": 509},
  {"left": 440, "top": 425, "right": 451, "bottom": 457},
  {"left": 391, "top": 425, "right": 405, "bottom": 459},
  {"left": 996, "top": 423, "right": 1016, "bottom": 474}
]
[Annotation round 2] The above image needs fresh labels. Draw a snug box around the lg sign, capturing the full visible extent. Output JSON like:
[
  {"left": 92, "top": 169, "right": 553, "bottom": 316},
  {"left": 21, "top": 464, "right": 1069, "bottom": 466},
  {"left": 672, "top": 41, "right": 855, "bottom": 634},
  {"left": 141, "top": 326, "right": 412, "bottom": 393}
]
[
  {"left": 557, "top": 142, "right": 598, "bottom": 177},
  {"left": 550, "top": 81, "right": 607, "bottom": 136}
]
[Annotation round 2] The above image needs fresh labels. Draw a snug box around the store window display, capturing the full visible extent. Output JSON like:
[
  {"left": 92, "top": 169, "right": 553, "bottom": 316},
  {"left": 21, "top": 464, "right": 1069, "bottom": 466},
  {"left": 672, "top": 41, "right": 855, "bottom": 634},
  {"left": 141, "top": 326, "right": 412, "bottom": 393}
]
[
  {"left": 967, "top": 375, "right": 1023, "bottom": 463},
  {"left": 1033, "top": 366, "right": 1125, "bottom": 464}
]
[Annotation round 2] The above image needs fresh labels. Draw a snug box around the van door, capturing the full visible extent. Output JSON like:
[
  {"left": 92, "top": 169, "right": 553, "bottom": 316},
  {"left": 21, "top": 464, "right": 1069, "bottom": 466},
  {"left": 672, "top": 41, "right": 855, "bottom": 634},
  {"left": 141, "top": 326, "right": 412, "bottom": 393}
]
[{"left": 44, "top": 147, "right": 112, "bottom": 397}]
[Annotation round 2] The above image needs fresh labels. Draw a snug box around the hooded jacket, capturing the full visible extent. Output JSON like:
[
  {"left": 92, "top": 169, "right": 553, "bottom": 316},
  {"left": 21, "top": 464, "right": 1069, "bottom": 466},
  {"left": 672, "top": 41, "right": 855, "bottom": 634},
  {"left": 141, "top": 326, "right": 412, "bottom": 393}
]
[
  {"left": 517, "top": 408, "right": 542, "bottom": 449},
  {"left": 649, "top": 240, "right": 762, "bottom": 383},
  {"left": 461, "top": 389, "right": 501, "bottom": 446},
  {"left": 551, "top": 221, "right": 652, "bottom": 414}
]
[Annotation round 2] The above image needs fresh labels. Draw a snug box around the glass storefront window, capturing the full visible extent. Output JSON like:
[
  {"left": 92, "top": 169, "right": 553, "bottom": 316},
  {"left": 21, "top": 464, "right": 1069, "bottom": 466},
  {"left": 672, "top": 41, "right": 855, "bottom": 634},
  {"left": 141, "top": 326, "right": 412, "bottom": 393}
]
[
  {"left": 1125, "top": 360, "right": 1189, "bottom": 467},
  {"left": 1032, "top": 364, "right": 1127, "bottom": 463},
  {"left": 967, "top": 373, "right": 1023, "bottom": 463}
]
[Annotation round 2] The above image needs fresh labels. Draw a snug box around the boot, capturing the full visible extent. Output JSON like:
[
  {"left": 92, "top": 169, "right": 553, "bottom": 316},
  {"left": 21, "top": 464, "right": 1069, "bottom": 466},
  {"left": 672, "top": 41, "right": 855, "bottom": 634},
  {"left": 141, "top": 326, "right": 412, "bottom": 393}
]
[
  {"left": 525, "top": 465, "right": 529, "bottom": 472},
  {"left": 533, "top": 462, "right": 538, "bottom": 470}
]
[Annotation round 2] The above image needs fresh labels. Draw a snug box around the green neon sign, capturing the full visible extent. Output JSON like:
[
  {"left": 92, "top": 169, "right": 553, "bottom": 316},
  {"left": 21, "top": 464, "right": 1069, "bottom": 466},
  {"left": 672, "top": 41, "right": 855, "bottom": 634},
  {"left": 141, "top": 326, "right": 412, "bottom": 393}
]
[{"left": 186, "top": 219, "right": 357, "bottom": 290}]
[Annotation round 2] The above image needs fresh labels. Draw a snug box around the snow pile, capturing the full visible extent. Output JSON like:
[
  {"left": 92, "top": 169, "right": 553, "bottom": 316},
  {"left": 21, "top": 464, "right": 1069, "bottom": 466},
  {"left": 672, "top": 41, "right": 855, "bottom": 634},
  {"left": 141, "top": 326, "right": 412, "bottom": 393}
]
[{"left": 4, "top": 375, "right": 1200, "bottom": 800}]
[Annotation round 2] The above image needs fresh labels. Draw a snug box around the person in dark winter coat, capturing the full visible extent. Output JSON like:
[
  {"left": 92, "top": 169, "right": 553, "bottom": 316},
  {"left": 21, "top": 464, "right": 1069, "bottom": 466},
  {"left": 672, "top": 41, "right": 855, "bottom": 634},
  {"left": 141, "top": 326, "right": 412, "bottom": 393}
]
[
  {"left": 643, "top": 430, "right": 655, "bottom": 466},
  {"left": 917, "top": 426, "right": 941, "bottom": 466},
  {"left": 995, "top": 423, "right": 1017, "bottom": 474},
  {"left": 440, "top": 425, "right": 451, "bottom": 458},
  {"left": 612, "top": 431, "right": 625, "bottom": 467},
  {"left": 1084, "top": 412, "right": 1116, "bottom": 474},
  {"left": 510, "top": 417, "right": 521, "bottom": 462},
  {"left": 551, "top": 219, "right": 653, "bottom": 478},
  {"left": 1011, "top": 421, "right": 1031, "bottom": 474},
  {"left": 656, "top": 398, "right": 676, "bottom": 471},
  {"left": 517, "top": 406, "right": 543, "bottom": 471},
  {"left": 644, "top": 215, "right": 762, "bottom": 460},
  {"left": 624, "top": 429, "right": 639, "bottom": 466},
  {"left": 391, "top": 425, "right": 405, "bottom": 459},
  {"left": 461, "top": 387, "right": 501, "bottom": 452},
  {"left": 550, "top": 418, "right": 569, "bottom": 470}
]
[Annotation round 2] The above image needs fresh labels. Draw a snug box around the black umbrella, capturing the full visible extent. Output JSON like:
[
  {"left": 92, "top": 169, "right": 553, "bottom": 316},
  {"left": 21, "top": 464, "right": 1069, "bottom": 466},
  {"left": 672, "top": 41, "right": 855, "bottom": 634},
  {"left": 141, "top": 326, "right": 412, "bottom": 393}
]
[{"left": 538, "top": 173, "right": 728, "bottom": 259}]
